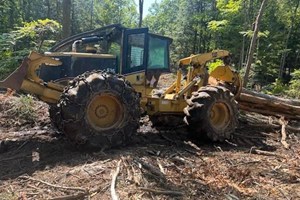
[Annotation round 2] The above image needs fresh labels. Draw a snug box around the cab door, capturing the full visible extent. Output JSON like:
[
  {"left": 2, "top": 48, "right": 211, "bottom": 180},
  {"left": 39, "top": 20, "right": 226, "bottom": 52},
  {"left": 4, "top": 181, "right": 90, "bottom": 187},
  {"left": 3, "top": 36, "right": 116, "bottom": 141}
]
[{"left": 121, "top": 28, "right": 148, "bottom": 77}]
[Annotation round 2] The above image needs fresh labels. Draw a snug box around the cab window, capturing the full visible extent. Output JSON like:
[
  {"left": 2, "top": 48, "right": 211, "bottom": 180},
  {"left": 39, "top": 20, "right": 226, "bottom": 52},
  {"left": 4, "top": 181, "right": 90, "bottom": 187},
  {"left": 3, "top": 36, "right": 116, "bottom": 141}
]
[
  {"left": 126, "top": 33, "right": 145, "bottom": 69},
  {"left": 148, "top": 35, "right": 169, "bottom": 70}
]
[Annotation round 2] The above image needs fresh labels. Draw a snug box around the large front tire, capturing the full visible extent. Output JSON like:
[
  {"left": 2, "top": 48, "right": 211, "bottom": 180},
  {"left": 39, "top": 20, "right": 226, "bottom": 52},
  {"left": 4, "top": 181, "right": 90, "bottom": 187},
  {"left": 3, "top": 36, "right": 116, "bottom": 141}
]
[
  {"left": 184, "top": 86, "right": 238, "bottom": 141},
  {"left": 58, "top": 71, "right": 140, "bottom": 148}
]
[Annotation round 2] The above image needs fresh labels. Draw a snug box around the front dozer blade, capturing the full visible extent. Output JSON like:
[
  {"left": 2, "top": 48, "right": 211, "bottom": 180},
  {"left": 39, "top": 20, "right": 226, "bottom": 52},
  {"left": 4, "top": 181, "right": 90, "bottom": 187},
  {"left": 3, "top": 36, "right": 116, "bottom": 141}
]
[
  {"left": 0, "top": 58, "right": 29, "bottom": 90},
  {"left": 0, "top": 52, "right": 63, "bottom": 104}
]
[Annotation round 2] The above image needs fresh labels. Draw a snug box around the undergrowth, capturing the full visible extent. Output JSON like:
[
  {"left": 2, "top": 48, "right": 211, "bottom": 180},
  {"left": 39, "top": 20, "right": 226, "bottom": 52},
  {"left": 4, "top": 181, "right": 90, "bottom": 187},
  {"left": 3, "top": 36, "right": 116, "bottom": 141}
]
[
  {"left": 263, "top": 69, "right": 300, "bottom": 99},
  {"left": 5, "top": 94, "right": 38, "bottom": 123},
  {"left": 286, "top": 70, "right": 300, "bottom": 98}
]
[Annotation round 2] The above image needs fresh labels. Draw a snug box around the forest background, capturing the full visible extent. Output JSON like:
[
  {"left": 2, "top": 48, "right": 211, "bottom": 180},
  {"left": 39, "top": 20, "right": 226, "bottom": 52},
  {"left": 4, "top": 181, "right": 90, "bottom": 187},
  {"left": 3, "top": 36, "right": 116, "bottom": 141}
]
[{"left": 0, "top": 0, "right": 299, "bottom": 98}]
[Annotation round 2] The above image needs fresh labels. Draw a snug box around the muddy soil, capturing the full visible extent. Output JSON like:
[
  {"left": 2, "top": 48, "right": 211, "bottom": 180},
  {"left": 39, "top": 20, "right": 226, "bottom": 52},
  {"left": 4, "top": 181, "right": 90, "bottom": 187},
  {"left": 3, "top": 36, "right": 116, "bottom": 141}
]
[{"left": 0, "top": 92, "right": 299, "bottom": 200}]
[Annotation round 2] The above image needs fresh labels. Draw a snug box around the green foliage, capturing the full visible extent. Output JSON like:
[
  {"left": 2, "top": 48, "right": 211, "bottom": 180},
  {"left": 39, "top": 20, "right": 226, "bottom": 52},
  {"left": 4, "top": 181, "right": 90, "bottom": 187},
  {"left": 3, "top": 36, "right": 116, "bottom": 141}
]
[
  {"left": 0, "top": 19, "right": 61, "bottom": 80},
  {"left": 208, "top": 59, "right": 224, "bottom": 73},
  {"left": 0, "top": 0, "right": 299, "bottom": 92},
  {"left": 97, "top": 0, "right": 138, "bottom": 28},
  {"left": 6, "top": 95, "right": 38, "bottom": 122},
  {"left": 208, "top": 20, "right": 228, "bottom": 32},
  {"left": 16, "top": 19, "right": 61, "bottom": 38},
  {"left": 239, "top": 30, "right": 270, "bottom": 38},
  {"left": 14, "top": 19, "right": 61, "bottom": 52},
  {"left": 0, "top": 33, "right": 26, "bottom": 80},
  {"left": 263, "top": 70, "right": 300, "bottom": 99},
  {"left": 72, "top": 0, "right": 138, "bottom": 32},
  {"left": 216, "top": 0, "right": 242, "bottom": 14},
  {"left": 286, "top": 69, "right": 300, "bottom": 98},
  {"left": 270, "top": 79, "right": 288, "bottom": 95}
]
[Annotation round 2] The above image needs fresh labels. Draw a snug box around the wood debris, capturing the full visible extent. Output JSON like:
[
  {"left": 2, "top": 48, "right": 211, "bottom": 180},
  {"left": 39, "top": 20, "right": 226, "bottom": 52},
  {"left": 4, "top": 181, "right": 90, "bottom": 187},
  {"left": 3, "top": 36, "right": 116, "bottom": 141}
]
[{"left": 0, "top": 91, "right": 300, "bottom": 199}]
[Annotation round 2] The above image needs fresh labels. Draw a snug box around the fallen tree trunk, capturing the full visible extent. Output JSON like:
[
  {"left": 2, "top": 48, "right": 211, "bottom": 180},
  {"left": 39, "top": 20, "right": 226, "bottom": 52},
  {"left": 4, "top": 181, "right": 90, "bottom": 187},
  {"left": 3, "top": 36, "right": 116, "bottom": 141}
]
[
  {"left": 237, "top": 89, "right": 300, "bottom": 120},
  {"left": 240, "top": 88, "right": 300, "bottom": 106}
]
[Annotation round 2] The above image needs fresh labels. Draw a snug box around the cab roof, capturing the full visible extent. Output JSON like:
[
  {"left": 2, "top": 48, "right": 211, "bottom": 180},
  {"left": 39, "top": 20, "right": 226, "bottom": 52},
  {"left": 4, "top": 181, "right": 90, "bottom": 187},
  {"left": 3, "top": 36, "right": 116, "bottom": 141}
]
[{"left": 50, "top": 24, "right": 173, "bottom": 52}]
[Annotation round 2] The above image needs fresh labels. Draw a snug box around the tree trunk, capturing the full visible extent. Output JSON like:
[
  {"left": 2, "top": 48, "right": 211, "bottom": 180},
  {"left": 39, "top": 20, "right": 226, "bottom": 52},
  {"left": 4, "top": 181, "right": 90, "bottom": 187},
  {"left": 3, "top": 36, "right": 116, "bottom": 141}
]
[
  {"left": 62, "top": 0, "right": 72, "bottom": 39},
  {"left": 46, "top": 0, "right": 51, "bottom": 18},
  {"left": 138, "top": 0, "right": 144, "bottom": 28},
  {"left": 239, "top": 36, "right": 245, "bottom": 70},
  {"left": 243, "top": 0, "right": 268, "bottom": 87},
  {"left": 237, "top": 88, "right": 300, "bottom": 120},
  {"left": 90, "top": 0, "right": 94, "bottom": 29},
  {"left": 71, "top": 1, "right": 75, "bottom": 35},
  {"left": 279, "top": 0, "right": 300, "bottom": 78}
]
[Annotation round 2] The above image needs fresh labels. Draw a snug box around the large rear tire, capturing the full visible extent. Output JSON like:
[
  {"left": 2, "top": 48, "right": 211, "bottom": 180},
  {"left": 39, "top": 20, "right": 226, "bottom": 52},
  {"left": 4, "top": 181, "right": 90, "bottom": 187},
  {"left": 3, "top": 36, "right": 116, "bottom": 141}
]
[
  {"left": 57, "top": 71, "right": 140, "bottom": 148},
  {"left": 184, "top": 86, "right": 238, "bottom": 141}
]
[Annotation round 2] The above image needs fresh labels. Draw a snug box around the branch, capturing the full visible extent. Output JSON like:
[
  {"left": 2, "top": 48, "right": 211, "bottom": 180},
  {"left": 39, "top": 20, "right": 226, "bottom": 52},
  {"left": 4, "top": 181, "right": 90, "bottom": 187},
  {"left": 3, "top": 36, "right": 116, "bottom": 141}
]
[
  {"left": 134, "top": 158, "right": 166, "bottom": 180},
  {"left": 49, "top": 192, "right": 87, "bottom": 200},
  {"left": 111, "top": 160, "right": 122, "bottom": 200},
  {"left": 19, "top": 176, "right": 87, "bottom": 192},
  {"left": 139, "top": 187, "right": 184, "bottom": 196},
  {"left": 279, "top": 117, "right": 290, "bottom": 149},
  {"left": 251, "top": 149, "right": 283, "bottom": 157}
]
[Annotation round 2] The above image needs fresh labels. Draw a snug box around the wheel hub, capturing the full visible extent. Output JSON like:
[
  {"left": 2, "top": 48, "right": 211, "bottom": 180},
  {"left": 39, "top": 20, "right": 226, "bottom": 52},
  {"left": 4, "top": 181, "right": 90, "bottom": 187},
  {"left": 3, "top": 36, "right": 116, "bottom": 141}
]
[
  {"left": 209, "top": 102, "right": 230, "bottom": 131},
  {"left": 86, "top": 93, "right": 124, "bottom": 131},
  {"left": 95, "top": 105, "right": 109, "bottom": 118}
]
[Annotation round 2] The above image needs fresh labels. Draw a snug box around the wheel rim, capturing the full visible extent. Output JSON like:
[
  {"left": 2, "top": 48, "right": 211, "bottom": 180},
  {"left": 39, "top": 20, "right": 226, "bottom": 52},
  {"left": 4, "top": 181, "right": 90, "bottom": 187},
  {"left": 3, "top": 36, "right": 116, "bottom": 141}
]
[
  {"left": 209, "top": 102, "right": 230, "bottom": 131},
  {"left": 86, "top": 93, "right": 124, "bottom": 131}
]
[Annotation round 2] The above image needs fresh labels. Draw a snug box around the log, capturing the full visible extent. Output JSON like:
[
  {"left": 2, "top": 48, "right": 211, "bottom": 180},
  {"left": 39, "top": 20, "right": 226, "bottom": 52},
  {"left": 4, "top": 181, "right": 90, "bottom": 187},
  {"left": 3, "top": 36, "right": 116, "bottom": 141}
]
[
  {"left": 238, "top": 103, "right": 300, "bottom": 120},
  {"left": 238, "top": 93, "right": 300, "bottom": 113},
  {"left": 240, "top": 88, "right": 300, "bottom": 106},
  {"left": 237, "top": 89, "right": 300, "bottom": 120}
]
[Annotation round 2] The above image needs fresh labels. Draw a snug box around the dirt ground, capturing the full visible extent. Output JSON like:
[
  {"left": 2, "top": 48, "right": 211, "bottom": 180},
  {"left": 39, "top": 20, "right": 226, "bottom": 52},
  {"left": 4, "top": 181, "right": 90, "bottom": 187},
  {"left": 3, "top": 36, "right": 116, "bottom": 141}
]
[{"left": 0, "top": 91, "right": 300, "bottom": 200}]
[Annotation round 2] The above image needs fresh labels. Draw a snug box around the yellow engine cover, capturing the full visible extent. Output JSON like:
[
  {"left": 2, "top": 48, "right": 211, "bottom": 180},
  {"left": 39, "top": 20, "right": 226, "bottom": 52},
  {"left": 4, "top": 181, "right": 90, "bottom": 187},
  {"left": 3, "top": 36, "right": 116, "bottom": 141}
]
[{"left": 209, "top": 65, "right": 235, "bottom": 83}]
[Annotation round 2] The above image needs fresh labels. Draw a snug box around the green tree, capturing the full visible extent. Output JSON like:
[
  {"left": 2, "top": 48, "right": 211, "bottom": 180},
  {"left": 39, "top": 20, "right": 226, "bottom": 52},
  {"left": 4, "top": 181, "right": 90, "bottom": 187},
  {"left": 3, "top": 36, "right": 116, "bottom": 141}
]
[
  {"left": 0, "top": 0, "right": 300, "bottom": 91},
  {"left": 0, "top": 19, "right": 61, "bottom": 79}
]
